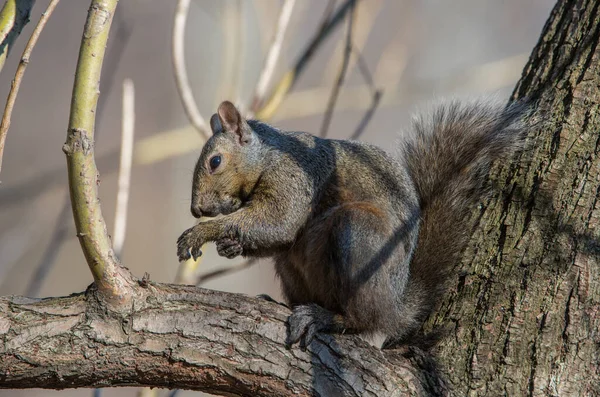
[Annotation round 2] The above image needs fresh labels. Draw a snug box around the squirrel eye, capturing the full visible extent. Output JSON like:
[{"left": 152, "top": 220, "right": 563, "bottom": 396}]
[{"left": 209, "top": 154, "right": 222, "bottom": 171}]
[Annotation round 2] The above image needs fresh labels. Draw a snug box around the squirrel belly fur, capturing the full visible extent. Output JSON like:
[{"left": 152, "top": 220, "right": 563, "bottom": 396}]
[{"left": 177, "top": 98, "right": 529, "bottom": 348}]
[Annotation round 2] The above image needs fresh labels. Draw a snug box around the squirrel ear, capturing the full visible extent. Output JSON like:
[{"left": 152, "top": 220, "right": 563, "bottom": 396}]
[
  {"left": 217, "top": 100, "right": 252, "bottom": 145},
  {"left": 209, "top": 113, "right": 222, "bottom": 135},
  {"left": 217, "top": 101, "right": 241, "bottom": 132}
]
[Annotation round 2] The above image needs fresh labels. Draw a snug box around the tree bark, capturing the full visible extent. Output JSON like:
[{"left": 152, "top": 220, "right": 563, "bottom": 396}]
[
  {"left": 0, "top": 281, "right": 445, "bottom": 396},
  {"left": 429, "top": 0, "right": 600, "bottom": 395},
  {"left": 1, "top": 0, "right": 600, "bottom": 396}
]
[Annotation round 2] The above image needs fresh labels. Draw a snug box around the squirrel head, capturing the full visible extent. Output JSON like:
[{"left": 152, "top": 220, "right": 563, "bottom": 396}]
[{"left": 190, "top": 101, "right": 263, "bottom": 218}]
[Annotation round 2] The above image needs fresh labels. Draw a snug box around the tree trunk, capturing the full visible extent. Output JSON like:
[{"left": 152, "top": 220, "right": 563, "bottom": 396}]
[
  {"left": 1, "top": 0, "right": 600, "bottom": 396},
  {"left": 430, "top": 0, "right": 600, "bottom": 395}
]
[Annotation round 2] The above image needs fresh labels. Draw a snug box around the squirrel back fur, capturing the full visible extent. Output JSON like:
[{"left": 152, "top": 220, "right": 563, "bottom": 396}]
[{"left": 177, "top": 99, "right": 529, "bottom": 349}]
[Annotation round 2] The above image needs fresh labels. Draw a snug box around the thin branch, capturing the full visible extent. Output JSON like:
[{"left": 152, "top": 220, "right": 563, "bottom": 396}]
[
  {"left": 350, "top": 45, "right": 382, "bottom": 140},
  {"left": 353, "top": 44, "right": 376, "bottom": 91},
  {"left": 196, "top": 258, "right": 258, "bottom": 285},
  {"left": 170, "top": 0, "right": 240, "bottom": 291},
  {"left": 319, "top": 0, "right": 356, "bottom": 138},
  {"left": 249, "top": 0, "right": 296, "bottom": 115},
  {"left": 24, "top": 15, "right": 133, "bottom": 298},
  {"left": 255, "top": 0, "right": 356, "bottom": 121},
  {"left": 233, "top": 0, "right": 244, "bottom": 111},
  {"left": 0, "top": 0, "right": 36, "bottom": 74},
  {"left": 172, "top": 0, "right": 209, "bottom": 139},
  {"left": 315, "top": 0, "right": 337, "bottom": 37},
  {"left": 64, "top": 0, "right": 136, "bottom": 305},
  {"left": 24, "top": 195, "right": 70, "bottom": 297},
  {"left": 351, "top": 89, "right": 382, "bottom": 140},
  {"left": 113, "top": 78, "right": 135, "bottom": 258},
  {"left": 0, "top": 0, "right": 59, "bottom": 177}
]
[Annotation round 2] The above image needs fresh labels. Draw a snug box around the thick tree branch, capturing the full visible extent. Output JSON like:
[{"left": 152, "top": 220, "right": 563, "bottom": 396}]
[
  {"left": 63, "top": 0, "right": 137, "bottom": 305},
  {"left": 0, "top": 282, "right": 444, "bottom": 396}
]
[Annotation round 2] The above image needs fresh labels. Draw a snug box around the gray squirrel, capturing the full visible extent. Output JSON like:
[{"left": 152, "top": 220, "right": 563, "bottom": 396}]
[{"left": 177, "top": 99, "right": 528, "bottom": 348}]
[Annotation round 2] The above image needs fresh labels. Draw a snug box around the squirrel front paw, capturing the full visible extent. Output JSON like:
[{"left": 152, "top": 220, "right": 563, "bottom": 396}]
[
  {"left": 216, "top": 237, "right": 243, "bottom": 259},
  {"left": 177, "top": 226, "right": 204, "bottom": 261}
]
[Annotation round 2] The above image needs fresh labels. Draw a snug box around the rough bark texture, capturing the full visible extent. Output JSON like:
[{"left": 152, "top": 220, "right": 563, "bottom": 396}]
[
  {"left": 429, "top": 1, "right": 600, "bottom": 396},
  {"left": 0, "top": 282, "right": 445, "bottom": 396},
  {"left": 1, "top": 0, "right": 600, "bottom": 396}
]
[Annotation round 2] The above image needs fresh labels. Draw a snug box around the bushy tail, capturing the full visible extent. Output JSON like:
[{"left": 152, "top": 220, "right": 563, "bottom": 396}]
[{"left": 400, "top": 99, "right": 530, "bottom": 336}]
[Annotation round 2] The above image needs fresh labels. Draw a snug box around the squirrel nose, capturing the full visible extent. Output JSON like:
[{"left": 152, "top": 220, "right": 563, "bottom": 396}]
[{"left": 191, "top": 204, "right": 203, "bottom": 218}]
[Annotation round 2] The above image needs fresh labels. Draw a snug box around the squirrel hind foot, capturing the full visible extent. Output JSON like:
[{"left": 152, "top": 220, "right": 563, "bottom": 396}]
[{"left": 286, "top": 304, "right": 346, "bottom": 350}]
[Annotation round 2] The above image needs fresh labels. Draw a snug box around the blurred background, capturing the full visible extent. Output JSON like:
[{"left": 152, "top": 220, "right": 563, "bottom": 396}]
[{"left": 0, "top": 0, "right": 553, "bottom": 396}]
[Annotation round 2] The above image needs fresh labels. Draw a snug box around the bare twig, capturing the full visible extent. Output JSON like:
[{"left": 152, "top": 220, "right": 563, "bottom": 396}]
[
  {"left": 249, "top": 0, "right": 296, "bottom": 115},
  {"left": 316, "top": 0, "right": 337, "bottom": 37},
  {"left": 24, "top": 195, "right": 70, "bottom": 297},
  {"left": 351, "top": 90, "right": 382, "bottom": 140},
  {"left": 196, "top": 258, "right": 258, "bottom": 286},
  {"left": 0, "top": 0, "right": 59, "bottom": 177},
  {"left": 351, "top": 45, "right": 382, "bottom": 140},
  {"left": 255, "top": 0, "right": 356, "bottom": 120},
  {"left": 172, "top": 0, "right": 209, "bottom": 139},
  {"left": 354, "top": 45, "right": 376, "bottom": 91},
  {"left": 233, "top": 0, "right": 244, "bottom": 111},
  {"left": 319, "top": 0, "right": 356, "bottom": 137},
  {"left": 24, "top": 14, "right": 133, "bottom": 298},
  {"left": 0, "top": 0, "right": 36, "bottom": 74},
  {"left": 113, "top": 78, "right": 135, "bottom": 258},
  {"left": 64, "top": 0, "right": 136, "bottom": 305}
]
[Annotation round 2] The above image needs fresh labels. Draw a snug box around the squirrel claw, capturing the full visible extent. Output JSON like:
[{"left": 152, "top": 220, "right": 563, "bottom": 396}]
[
  {"left": 286, "top": 304, "right": 333, "bottom": 349},
  {"left": 177, "top": 226, "right": 203, "bottom": 262}
]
